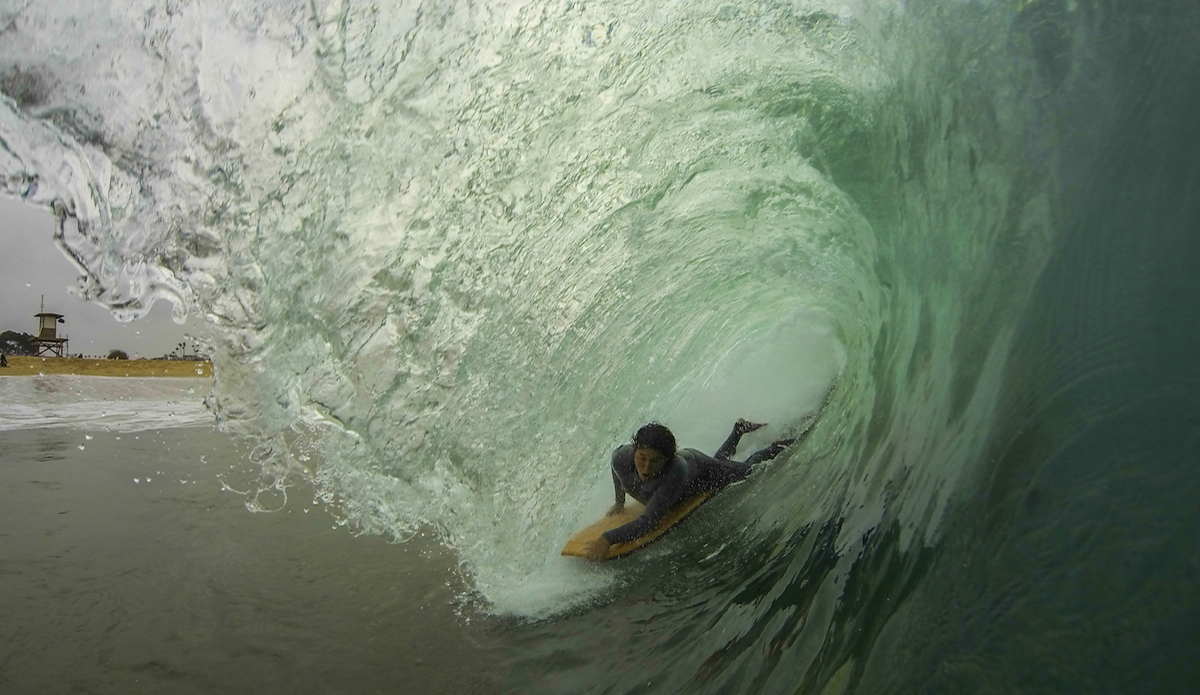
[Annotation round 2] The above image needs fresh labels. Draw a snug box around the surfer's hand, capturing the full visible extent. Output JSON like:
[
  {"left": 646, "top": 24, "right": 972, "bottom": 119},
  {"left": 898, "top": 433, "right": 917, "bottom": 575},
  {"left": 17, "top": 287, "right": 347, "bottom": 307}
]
[
  {"left": 586, "top": 536, "right": 611, "bottom": 560},
  {"left": 605, "top": 503, "right": 625, "bottom": 517}
]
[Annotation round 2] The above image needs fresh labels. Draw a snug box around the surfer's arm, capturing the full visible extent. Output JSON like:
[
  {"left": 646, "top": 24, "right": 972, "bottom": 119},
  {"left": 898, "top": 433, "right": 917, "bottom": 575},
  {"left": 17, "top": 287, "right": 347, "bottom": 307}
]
[
  {"left": 601, "top": 474, "right": 685, "bottom": 545},
  {"left": 610, "top": 468, "right": 627, "bottom": 508},
  {"left": 607, "top": 449, "right": 629, "bottom": 515}
]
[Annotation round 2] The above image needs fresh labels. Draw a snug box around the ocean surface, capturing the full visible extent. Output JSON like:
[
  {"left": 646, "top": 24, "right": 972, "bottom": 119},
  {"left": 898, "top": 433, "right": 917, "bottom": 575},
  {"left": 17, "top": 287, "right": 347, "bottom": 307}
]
[
  {"left": 2, "top": 0, "right": 1198, "bottom": 692},
  {"left": 0, "top": 392, "right": 507, "bottom": 693},
  {"left": 0, "top": 375, "right": 213, "bottom": 432}
]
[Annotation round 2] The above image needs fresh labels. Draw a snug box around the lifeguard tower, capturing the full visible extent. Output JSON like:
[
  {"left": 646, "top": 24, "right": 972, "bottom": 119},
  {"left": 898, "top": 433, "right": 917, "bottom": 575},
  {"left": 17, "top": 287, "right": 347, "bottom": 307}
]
[{"left": 33, "top": 297, "right": 68, "bottom": 357}]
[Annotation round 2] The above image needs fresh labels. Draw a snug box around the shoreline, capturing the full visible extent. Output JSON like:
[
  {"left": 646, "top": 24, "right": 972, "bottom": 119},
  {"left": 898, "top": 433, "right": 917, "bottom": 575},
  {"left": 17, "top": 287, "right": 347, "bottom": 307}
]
[{"left": 0, "top": 355, "right": 212, "bottom": 377}]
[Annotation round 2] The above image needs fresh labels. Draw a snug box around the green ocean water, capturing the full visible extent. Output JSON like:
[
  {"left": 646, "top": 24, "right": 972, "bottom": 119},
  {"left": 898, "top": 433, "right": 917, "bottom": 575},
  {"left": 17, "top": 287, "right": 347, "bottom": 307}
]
[{"left": 1, "top": 0, "right": 1198, "bottom": 691}]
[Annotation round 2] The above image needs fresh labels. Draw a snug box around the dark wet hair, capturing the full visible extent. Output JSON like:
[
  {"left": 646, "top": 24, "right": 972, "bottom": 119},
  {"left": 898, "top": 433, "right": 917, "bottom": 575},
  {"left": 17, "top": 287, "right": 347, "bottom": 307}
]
[{"left": 633, "top": 422, "right": 676, "bottom": 460}]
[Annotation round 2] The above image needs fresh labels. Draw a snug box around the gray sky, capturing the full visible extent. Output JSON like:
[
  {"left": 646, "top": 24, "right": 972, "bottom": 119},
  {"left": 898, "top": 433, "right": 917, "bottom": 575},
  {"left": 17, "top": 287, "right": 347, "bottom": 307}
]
[{"left": 0, "top": 196, "right": 204, "bottom": 358}]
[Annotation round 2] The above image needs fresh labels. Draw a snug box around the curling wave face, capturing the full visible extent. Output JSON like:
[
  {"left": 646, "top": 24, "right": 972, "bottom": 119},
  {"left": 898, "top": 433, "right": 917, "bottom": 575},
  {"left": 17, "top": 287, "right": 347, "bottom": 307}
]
[
  {"left": 3, "top": 0, "right": 887, "bottom": 612},
  {"left": 5, "top": 0, "right": 1197, "bottom": 691}
]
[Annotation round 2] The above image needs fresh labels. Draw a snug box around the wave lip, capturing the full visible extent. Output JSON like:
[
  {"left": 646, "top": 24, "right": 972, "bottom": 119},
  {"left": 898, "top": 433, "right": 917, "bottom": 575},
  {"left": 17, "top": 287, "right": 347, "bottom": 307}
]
[{"left": 0, "top": 375, "right": 213, "bottom": 432}]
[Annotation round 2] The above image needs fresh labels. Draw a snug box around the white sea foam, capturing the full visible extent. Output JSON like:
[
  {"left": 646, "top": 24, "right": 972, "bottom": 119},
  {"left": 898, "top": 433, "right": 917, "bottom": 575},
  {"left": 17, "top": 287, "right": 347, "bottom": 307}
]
[{"left": 0, "top": 375, "right": 213, "bottom": 432}]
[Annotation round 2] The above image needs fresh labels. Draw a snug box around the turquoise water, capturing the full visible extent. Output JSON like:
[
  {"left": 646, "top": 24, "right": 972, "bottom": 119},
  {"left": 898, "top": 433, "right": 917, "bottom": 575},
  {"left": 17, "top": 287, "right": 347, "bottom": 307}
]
[{"left": 2, "top": 0, "right": 1198, "bottom": 691}]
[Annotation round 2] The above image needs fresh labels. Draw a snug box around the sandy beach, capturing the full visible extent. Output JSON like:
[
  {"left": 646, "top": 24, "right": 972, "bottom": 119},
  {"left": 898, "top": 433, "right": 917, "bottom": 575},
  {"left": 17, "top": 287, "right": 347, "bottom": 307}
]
[{"left": 0, "top": 355, "right": 212, "bottom": 378}]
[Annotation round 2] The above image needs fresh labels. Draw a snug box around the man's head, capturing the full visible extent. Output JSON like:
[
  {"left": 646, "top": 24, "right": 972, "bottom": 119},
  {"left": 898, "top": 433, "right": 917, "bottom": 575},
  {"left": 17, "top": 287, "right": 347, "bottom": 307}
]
[{"left": 632, "top": 422, "right": 676, "bottom": 480}]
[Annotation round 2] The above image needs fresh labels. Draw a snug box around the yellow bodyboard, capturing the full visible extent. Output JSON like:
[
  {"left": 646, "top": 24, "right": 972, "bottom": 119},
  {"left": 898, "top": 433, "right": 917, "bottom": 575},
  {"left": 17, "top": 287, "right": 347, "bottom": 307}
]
[{"left": 561, "top": 492, "right": 713, "bottom": 560}]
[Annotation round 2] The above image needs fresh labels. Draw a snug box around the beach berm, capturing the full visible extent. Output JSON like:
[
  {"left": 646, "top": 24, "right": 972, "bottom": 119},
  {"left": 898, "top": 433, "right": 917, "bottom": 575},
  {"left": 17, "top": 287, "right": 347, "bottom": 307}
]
[{"left": 0, "top": 356, "right": 212, "bottom": 378}]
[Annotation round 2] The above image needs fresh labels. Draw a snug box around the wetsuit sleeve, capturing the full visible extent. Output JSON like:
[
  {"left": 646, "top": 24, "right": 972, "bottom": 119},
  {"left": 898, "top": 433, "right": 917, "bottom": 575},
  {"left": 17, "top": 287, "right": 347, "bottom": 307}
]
[
  {"left": 602, "top": 468, "right": 687, "bottom": 545},
  {"left": 611, "top": 467, "right": 626, "bottom": 506}
]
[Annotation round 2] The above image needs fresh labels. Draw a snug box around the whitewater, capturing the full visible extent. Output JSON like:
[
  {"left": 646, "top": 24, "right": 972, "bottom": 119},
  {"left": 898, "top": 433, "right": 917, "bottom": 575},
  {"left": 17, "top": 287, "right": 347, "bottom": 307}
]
[
  {"left": 0, "top": 375, "right": 212, "bottom": 431},
  {"left": 2, "top": 0, "right": 1197, "bottom": 692}
]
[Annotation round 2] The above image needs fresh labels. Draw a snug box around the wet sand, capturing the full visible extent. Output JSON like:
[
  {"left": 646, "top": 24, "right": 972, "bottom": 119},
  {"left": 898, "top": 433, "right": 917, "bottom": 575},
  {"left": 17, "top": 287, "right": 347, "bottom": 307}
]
[
  {"left": 0, "top": 427, "right": 510, "bottom": 694},
  {"left": 0, "top": 356, "right": 212, "bottom": 377}
]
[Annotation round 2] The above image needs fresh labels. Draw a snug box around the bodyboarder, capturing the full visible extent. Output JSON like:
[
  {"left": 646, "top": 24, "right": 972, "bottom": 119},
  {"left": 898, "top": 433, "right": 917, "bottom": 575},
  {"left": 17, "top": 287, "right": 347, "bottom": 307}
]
[{"left": 585, "top": 420, "right": 795, "bottom": 559}]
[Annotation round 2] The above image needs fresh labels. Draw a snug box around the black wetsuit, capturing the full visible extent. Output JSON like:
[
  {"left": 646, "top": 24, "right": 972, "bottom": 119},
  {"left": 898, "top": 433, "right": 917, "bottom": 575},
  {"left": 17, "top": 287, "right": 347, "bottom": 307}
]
[{"left": 603, "top": 425, "right": 791, "bottom": 545}]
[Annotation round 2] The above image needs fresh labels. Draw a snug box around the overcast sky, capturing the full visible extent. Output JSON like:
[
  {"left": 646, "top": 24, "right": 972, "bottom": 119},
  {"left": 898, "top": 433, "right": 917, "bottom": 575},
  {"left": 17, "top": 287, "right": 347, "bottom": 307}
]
[{"left": 1, "top": 196, "right": 204, "bottom": 358}]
